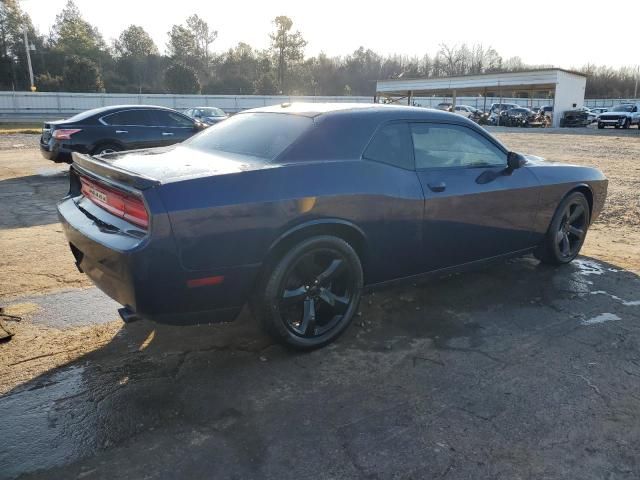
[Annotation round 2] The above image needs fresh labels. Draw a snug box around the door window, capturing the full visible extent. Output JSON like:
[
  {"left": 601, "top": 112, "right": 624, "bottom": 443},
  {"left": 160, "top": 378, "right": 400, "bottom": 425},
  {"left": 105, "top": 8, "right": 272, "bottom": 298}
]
[
  {"left": 411, "top": 123, "right": 507, "bottom": 169},
  {"left": 151, "top": 110, "right": 194, "bottom": 128},
  {"left": 101, "top": 109, "right": 153, "bottom": 126},
  {"left": 363, "top": 123, "right": 413, "bottom": 170}
]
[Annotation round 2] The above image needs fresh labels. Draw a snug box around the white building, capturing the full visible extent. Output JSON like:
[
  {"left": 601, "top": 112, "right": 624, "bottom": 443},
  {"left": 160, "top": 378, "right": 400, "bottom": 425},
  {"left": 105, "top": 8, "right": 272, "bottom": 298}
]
[{"left": 375, "top": 69, "right": 587, "bottom": 127}]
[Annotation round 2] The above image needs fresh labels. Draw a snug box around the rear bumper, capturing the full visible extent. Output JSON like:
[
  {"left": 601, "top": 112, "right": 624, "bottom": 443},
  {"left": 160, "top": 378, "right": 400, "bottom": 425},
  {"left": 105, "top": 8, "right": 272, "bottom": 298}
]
[
  {"left": 57, "top": 196, "right": 260, "bottom": 325},
  {"left": 40, "top": 141, "right": 72, "bottom": 162}
]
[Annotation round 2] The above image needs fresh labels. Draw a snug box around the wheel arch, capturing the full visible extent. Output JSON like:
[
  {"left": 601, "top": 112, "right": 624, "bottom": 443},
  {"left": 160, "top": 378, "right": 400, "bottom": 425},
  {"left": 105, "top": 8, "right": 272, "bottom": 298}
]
[
  {"left": 262, "top": 219, "right": 368, "bottom": 281},
  {"left": 565, "top": 184, "right": 594, "bottom": 221}
]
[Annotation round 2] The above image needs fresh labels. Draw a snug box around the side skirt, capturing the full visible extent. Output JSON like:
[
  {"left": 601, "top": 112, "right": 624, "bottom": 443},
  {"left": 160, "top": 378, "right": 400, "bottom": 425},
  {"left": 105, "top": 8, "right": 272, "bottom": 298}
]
[{"left": 364, "top": 247, "right": 536, "bottom": 292}]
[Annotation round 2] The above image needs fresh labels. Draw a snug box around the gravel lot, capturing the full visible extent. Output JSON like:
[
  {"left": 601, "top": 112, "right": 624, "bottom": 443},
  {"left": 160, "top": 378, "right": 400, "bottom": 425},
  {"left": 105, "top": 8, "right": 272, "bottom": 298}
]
[{"left": 1, "top": 130, "right": 640, "bottom": 479}]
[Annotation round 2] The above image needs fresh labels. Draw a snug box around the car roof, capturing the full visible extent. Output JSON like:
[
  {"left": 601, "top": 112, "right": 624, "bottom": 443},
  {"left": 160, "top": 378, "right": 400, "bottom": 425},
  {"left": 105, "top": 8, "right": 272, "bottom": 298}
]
[
  {"left": 241, "top": 102, "right": 470, "bottom": 122},
  {"left": 61, "top": 104, "right": 182, "bottom": 123}
]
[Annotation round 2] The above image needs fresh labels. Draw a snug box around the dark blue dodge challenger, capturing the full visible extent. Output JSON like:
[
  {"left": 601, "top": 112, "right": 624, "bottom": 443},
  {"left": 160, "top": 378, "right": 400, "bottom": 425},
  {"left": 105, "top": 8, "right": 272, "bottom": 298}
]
[{"left": 58, "top": 103, "right": 607, "bottom": 348}]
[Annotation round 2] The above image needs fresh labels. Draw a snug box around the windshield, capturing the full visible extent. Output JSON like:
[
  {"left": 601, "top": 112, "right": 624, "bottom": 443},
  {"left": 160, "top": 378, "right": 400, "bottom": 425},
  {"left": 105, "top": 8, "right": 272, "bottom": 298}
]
[
  {"left": 200, "top": 107, "right": 225, "bottom": 117},
  {"left": 185, "top": 112, "right": 313, "bottom": 160},
  {"left": 611, "top": 104, "right": 633, "bottom": 112}
]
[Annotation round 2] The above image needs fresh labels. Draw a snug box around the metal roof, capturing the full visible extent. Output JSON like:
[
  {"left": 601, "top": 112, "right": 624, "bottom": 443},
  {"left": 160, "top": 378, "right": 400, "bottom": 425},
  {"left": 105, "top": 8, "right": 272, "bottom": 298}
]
[{"left": 377, "top": 69, "right": 586, "bottom": 96}]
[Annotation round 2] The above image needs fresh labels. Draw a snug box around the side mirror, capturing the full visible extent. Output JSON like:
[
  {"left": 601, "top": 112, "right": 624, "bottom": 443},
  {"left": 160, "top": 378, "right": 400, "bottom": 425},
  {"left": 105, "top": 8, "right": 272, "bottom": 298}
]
[{"left": 506, "top": 151, "right": 526, "bottom": 173}]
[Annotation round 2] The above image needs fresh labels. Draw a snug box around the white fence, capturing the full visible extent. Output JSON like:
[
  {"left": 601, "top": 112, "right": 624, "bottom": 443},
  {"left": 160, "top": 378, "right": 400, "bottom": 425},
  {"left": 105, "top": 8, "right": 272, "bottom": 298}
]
[{"left": 0, "top": 91, "right": 636, "bottom": 122}]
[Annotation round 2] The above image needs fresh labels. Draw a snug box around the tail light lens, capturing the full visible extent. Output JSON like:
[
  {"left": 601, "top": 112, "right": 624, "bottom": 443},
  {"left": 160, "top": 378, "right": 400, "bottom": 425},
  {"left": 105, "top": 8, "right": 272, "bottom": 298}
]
[
  {"left": 53, "top": 128, "right": 82, "bottom": 140},
  {"left": 79, "top": 176, "right": 149, "bottom": 229}
]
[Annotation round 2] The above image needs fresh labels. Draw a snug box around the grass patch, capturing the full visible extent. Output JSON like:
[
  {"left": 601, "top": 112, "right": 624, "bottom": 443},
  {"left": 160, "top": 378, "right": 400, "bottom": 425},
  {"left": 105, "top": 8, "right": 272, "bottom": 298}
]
[{"left": 0, "top": 123, "right": 41, "bottom": 134}]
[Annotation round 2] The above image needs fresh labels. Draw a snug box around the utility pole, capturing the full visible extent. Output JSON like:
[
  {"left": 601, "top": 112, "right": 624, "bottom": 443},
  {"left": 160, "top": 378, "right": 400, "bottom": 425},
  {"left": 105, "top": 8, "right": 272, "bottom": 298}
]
[{"left": 22, "top": 25, "right": 35, "bottom": 92}]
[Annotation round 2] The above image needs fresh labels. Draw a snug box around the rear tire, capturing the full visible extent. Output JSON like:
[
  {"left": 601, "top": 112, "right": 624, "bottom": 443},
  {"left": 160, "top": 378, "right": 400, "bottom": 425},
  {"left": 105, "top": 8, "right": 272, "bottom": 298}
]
[
  {"left": 535, "top": 192, "right": 590, "bottom": 265},
  {"left": 255, "top": 235, "right": 363, "bottom": 349},
  {"left": 92, "top": 143, "right": 122, "bottom": 156}
]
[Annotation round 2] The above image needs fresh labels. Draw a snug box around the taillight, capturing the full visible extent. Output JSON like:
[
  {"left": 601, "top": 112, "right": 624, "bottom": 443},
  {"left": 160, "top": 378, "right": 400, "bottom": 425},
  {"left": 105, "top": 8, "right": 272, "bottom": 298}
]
[
  {"left": 53, "top": 128, "right": 82, "bottom": 140},
  {"left": 79, "top": 176, "right": 149, "bottom": 229}
]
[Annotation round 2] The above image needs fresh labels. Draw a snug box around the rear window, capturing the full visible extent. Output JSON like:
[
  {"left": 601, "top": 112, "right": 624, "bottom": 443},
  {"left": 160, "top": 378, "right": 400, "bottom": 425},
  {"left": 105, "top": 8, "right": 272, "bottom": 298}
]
[{"left": 185, "top": 112, "right": 313, "bottom": 160}]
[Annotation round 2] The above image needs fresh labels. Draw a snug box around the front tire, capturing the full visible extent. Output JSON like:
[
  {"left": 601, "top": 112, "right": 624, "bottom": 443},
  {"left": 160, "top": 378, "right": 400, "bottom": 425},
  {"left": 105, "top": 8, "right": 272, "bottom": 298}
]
[
  {"left": 623, "top": 118, "right": 630, "bottom": 129},
  {"left": 535, "top": 192, "right": 590, "bottom": 265},
  {"left": 597, "top": 122, "right": 604, "bottom": 129},
  {"left": 257, "top": 236, "right": 363, "bottom": 349}
]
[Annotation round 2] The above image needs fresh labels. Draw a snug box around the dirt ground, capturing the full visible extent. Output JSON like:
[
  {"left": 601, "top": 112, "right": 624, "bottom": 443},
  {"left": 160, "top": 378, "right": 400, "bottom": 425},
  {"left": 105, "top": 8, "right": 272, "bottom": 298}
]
[{"left": 1, "top": 130, "right": 640, "bottom": 479}]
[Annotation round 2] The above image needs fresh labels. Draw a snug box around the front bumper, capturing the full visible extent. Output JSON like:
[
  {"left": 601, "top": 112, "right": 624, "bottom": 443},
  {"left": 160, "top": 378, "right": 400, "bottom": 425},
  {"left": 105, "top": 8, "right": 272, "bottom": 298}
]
[{"left": 57, "top": 196, "right": 260, "bottom": 325}]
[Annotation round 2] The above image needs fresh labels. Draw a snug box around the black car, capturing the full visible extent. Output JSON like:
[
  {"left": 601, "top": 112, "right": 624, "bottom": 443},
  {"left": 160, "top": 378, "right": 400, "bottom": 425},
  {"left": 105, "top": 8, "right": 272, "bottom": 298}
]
[
  {"left": 183, "top": 106, "right": 228, "bottom": 126},
  {"left": 40, "top": 105, "right": 204, "bottom": 162}
]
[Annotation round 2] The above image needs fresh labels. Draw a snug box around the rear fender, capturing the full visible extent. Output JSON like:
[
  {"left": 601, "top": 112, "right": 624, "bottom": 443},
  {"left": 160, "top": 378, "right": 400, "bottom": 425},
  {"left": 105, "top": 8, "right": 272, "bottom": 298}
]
[{"left": 262, "top": 218, "right": 368, "bottom": 279}]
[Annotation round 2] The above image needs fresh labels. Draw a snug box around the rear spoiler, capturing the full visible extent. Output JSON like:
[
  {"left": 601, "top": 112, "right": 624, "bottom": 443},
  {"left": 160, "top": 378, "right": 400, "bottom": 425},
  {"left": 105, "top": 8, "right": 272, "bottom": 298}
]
[{"left": 71, "top": 152, "right": 160, "bottom": 191}]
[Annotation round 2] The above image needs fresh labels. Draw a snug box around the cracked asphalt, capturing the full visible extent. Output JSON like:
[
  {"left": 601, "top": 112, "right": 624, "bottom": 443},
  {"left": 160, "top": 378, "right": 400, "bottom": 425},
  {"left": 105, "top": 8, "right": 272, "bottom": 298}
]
[
  {"left": 2, "top": 255, "right": 640, "bottom": 479},
  {"left": 2, "top": 139, "right": 640, "bottom": 479}
]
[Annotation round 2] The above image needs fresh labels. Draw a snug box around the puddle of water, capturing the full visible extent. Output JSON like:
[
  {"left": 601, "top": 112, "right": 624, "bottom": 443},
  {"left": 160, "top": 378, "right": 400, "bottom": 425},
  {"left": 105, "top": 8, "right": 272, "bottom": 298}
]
[
  {"left": 573, "top": 259, "right": 606, "bottom": 276},
  {"left": 581, "top": 312, "right": 621, "bottom": 326},
  {"left": 590, "top": 290, "right": 640, "bottom": 307}
]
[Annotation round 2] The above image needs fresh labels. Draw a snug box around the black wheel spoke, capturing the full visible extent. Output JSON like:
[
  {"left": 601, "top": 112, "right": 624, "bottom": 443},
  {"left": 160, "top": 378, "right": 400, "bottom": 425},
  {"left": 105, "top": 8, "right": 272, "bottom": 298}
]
[
  {"left": 568, "top": 225, "right": 584, "bottom": 238},
  {"left": 282, "top": 286, "right": 307, "bottom": 306},
  {"left": 560, "top": 234, "right": 571, "bottom": 256},
  {"left": 318, "top": 288, "right": 350, "bottom": 313},
  {"left": 298, "top": 298, "right": 317, "bottom": 335},
  {"left": 316, "top": 259, "right": 344, "bottom": 285},
  {"left": 568, "top": 205, "right": 585, "bottom": 223}
]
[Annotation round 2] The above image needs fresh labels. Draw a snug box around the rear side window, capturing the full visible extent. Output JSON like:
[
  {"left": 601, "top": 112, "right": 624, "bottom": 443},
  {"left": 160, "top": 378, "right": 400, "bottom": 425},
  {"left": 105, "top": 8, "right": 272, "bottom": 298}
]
[
  {"left": 151, "top": 110, "right": 194, "bottom": 127},
  {"left": 363, "top": 123, "right": 413, "bottom": 170},
  {"left": 411, "top": 123, "right": 506, "bottom": 169},
  {"left": 186, "top": 112, "right": 312, "bottom": 160},
  {"left": 102, "top": 110, "right": 152, "bottom": 126}
]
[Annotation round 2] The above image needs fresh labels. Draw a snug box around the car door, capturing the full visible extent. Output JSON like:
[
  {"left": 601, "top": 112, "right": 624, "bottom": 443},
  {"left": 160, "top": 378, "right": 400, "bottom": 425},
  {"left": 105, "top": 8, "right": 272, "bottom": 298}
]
[
  {"left": 150, "top": 110, "right": 197, "bottom": 146},
  {"left": 411, "top": 122, "right": 541, "bottom": 271},
  {"left": 100, "top": 109, "right": 158, "bottom": 150}
]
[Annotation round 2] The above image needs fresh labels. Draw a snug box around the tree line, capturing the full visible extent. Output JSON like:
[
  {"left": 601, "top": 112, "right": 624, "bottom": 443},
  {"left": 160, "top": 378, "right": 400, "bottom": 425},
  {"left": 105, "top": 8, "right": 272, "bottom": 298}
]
[{"left": 1, "top": 0, "right": 638, "bottom": 98}]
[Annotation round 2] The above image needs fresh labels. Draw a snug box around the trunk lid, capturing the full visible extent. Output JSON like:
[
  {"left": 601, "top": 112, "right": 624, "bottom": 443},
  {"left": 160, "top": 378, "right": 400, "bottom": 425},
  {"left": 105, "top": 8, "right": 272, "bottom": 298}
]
[{"left": 77, "top": 145, "right": 274, "bottom": 186}]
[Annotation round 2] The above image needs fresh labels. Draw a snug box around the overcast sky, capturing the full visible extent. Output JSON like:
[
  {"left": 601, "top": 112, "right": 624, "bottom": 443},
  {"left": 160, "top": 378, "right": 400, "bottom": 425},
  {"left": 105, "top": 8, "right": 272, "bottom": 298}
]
[{"left": 23, "top": 0, "right": 639, "bottom": 69}]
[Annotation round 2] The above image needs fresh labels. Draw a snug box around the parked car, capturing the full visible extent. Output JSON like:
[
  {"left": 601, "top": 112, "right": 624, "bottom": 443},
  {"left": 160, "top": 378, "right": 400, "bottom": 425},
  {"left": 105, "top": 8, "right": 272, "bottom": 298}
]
[
  {"left": 453, "top": 105, "right": 479, "bottom": 118},
  {"left": 597, "top": 103, "right": 640, "bottom": 129},
  {"left": 58, "top": 103, "right": 607, "bottom": 349},
  {"left": 435, "top": 102, "right": 453, "bottom": 111},
  {"left": 576, "top": 107, "right": 597, "bottom": 123},
  {"left": 488, "top": 103, "right": 521, "bottom": 125},
  {"left": 590, "top": 107, "right": 608, "bottom": 115},
  {"left": 183, "top": 106, "right": 228, "bottom": 126},
  {"left": 540, "top": 105, "right": 554, "bottom": 118},
  {"left": 559, "top": 109, "right": 591, "bottom": 127},
  {"left": 501, "top": 107, "right": 549, "bottom": 128},
  {"left": 40, "top": 105, "right": 204, "bottom": 163}
]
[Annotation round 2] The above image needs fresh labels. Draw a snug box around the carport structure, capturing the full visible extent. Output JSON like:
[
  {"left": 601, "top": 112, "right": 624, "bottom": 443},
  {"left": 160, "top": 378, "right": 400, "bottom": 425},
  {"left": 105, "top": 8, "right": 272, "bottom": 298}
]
[{"left": 375, "top": 69, "right": 587, "bottom": 127}]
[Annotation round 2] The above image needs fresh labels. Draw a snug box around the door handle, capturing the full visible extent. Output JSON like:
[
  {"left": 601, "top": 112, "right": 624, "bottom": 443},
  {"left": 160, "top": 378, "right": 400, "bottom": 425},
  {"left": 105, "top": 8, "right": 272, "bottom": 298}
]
[
  {"left": 427, "top": 182, "right": 446, "bottom": 193},
  {"left": 162, "top": 132, "right": 174, "bottom": 136},
  {"left": 115, "top": 130, "right": 128, "bottom": 134}
]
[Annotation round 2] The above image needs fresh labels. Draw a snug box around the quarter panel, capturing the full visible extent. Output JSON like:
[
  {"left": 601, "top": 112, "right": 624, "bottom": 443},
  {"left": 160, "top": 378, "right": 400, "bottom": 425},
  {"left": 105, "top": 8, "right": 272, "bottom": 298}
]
[
  {"left": 158, "top": 160, "right": 425, "bottom": 284},
  {"left": 526, "top": 163, "right": 608, "bottom": 231}
]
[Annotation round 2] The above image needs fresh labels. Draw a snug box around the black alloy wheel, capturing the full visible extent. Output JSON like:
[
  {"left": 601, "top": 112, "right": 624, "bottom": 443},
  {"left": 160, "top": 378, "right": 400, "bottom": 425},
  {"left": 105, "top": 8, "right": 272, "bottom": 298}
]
[
  {"left": 535, "top": 192, "right": 590, "bottom": 265},
  {"left": 258, "top": 236, "right": 363, "bottom": 349}
]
